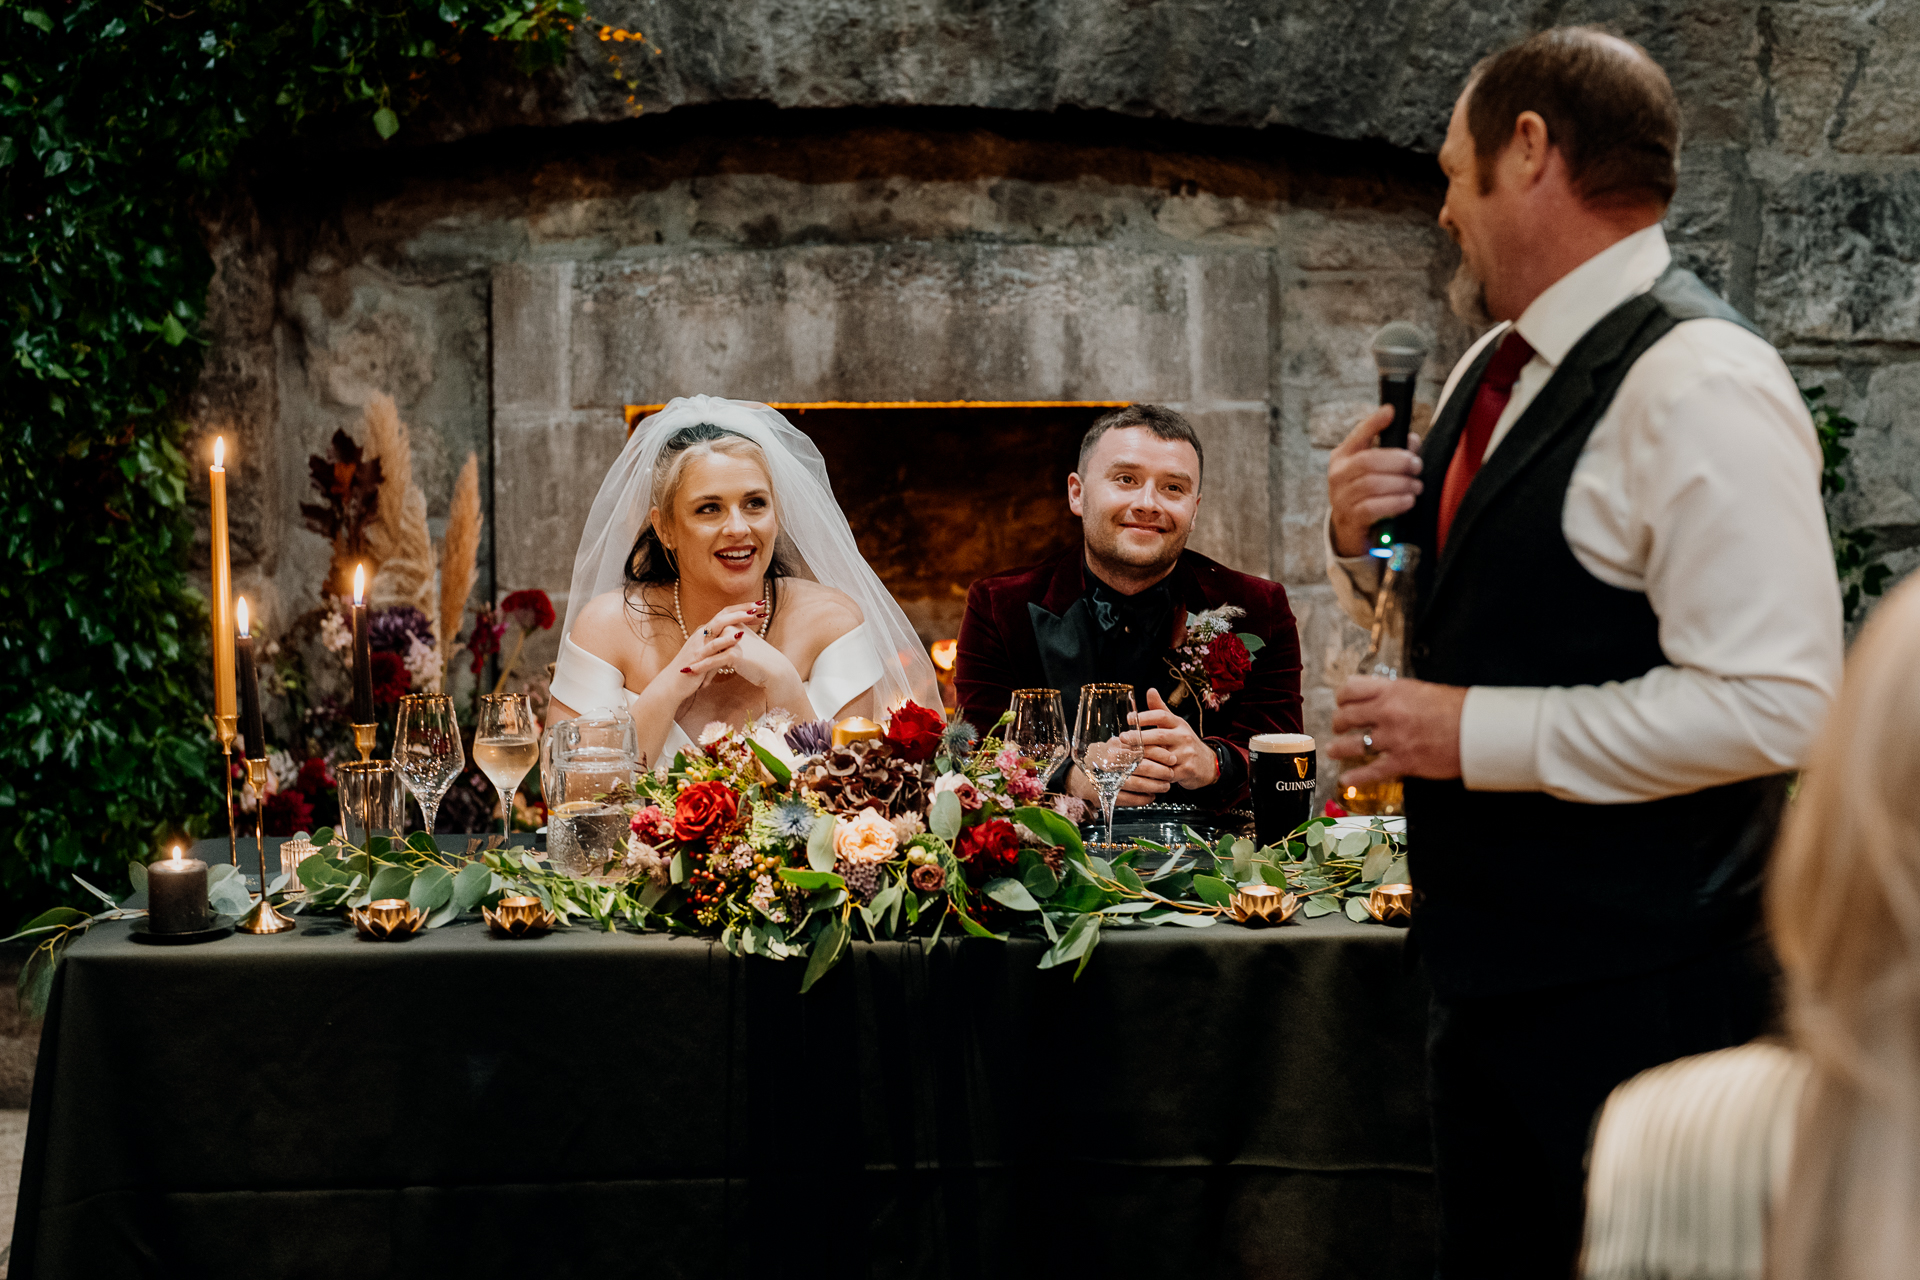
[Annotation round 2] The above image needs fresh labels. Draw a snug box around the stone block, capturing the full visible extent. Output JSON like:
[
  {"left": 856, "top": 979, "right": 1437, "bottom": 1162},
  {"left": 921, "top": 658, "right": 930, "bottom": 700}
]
[
  {"left": 1834, "top": 1, "right": 1920, "bottom": 155},
  {"left": 1756, "top": 5, "right": 1869, "bottom": 155},
  {"left": 1836, "top": 360, "right": 1920, "bottom": 539},
  {"left": 568, "top": 243, "right": 1271, "bottom": 406},
  {"left": 1184, "top": 406, "right": 1273, "bottom": 579},
  {"left": 1756, "top": 170, "right": 1920, "bottom": 343},
  {"left": 493, "top": 409, "right": 628, "bottom": 629},
  {"left": 492, "top": 262, "right": 574, "bottom": 411},
  {"left": 1291, "top": 211, "right": 1450, "bottom": 273},
  {"left": 1278, "top": 271, "right": 1455, "bottom": 396}
]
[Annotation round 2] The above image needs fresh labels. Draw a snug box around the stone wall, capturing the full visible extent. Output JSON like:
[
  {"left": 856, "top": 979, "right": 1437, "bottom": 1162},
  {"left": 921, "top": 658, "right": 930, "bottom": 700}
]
[{"left": 193, "top": 0, "right": 1920, "bottom": 792}]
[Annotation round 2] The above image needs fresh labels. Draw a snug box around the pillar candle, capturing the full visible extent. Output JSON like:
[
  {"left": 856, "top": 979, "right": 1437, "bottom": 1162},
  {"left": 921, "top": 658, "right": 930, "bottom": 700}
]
[
  {"left": 148, "top": 847, "right": 210, "bottom": 933},
  {"left": 209, "top": 438, "right": 236, "bottom": 721},
  {"left": 351, "top": 564, "right": 374, "bottom": 724},
  {"left": 236, "top": 597, "right": 266, "bottom": 761}
]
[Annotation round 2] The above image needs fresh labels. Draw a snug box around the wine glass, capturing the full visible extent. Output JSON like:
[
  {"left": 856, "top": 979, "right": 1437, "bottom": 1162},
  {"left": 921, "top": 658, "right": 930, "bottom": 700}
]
[
  {"left": 393, "top": 694, "right": 464, "bottom": 842},
  {"left": 1072, "top": 683, "right": 1145, "bottom": 843},
  {"left": 474, "top": 693, "right": 539, "bottom": 844},
  {"left": 1007, "top": 688, "right": 1070, "bottom": 782}
]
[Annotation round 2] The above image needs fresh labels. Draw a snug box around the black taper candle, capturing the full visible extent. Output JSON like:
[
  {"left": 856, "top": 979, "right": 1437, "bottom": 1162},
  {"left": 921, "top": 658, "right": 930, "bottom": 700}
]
[
  {"left": 236, "top": 629, "right": 266, "bottom": 762},
  {"left": 351, "top": 598, "right": 374, "bottom": 723}
]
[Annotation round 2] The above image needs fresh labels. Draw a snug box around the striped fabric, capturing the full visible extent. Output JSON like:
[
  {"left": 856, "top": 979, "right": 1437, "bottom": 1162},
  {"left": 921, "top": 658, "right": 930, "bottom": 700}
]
[{"left": 1582, "top": 1042, "right": 1808, "bottom": 1280}]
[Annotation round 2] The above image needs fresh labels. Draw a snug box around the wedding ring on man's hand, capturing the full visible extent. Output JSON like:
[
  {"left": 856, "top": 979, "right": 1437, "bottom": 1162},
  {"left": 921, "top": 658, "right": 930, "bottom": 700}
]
[{"left": 1362, "top": 732, "right": 1375, "bottom": 752}]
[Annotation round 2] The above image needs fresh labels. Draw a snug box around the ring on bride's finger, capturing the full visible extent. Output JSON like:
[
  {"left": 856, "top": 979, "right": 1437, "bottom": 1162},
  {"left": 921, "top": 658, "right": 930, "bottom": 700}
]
[{"left": 701, "top": 627, "right": 709, "bottom": 637}]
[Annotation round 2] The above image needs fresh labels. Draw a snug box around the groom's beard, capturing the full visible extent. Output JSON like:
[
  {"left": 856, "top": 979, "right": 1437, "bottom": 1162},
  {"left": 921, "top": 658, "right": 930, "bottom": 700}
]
[{"left": 1448, "top": 257, "right": 1495, "bottom": 330}]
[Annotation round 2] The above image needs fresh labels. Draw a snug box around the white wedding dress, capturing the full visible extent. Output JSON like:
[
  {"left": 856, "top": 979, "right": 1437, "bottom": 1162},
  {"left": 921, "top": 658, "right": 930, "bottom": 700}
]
[{"left": 550, "top": 624, "right": 885, "bottom": 761}]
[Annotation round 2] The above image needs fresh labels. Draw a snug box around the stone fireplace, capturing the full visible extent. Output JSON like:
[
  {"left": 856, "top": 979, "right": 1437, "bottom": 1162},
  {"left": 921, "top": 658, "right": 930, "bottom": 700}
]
[{"left": 205, "top": 102, "right": 1471, "bottom": 785}]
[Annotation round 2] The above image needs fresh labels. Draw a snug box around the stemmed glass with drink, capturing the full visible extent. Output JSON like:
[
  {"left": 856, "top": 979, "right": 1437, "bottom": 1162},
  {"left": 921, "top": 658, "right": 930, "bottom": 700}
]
[
  {"left": 474, "top": 692, "right": 539, "bottom": 844},
  {"left": 394, "top": 694, "right": 464, "bottom": 843},
  {"left": 1007, "top": 688, "right": 1071, "bottom": 782},
  {"left": 1072, "top": 683, "right": 1145, "bottom": 842}
]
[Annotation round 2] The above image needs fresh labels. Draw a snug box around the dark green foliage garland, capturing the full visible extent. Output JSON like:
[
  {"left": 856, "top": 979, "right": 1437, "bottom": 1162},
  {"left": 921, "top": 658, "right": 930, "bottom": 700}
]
[
  {"left": 0, "top": 0, "right": 579, "bottom": 928},
  {"left": 1805, "top": 385, "right": 1894, "bottom": 623}
]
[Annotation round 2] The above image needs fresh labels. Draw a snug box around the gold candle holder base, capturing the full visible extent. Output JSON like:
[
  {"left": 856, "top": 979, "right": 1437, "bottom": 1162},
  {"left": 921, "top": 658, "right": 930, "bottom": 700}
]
[
  {"left": 1366, "top": 883, "right": 1415, "bottom": 926},
  {"left": 1230, "top": 883, "right": 1301, "bottom": 926},
  {"left": 214, "top": 714, "right": 239, "bottom": 872},
  {"left": 352, "top": 722, "right": 377, "bottom": 763},
  {"left": 481, "top": 895, "right": 556, "bottom": 938},
  {"left": 236, "top": 757, "right": 296, "bottom": 935},
  {"left": 351, "top": 898, "right": 428, "bottom": 940}
]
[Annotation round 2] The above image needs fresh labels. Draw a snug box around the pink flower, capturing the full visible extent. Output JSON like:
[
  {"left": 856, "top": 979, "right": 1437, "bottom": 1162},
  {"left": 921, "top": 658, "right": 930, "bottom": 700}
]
[
  {"left": 1005, "top": 769, "right": 1044, "bottom": 803},
  {"left": 933, "top": 773, "right": 984, "bottom": 811}
]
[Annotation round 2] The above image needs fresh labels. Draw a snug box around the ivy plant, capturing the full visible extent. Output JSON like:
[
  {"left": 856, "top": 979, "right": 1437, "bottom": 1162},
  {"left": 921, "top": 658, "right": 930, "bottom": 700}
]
[
  {"left": 0, "top": 0, "right": 580, "bottom": 929},
  {"left": 1805, "top": 385, "right": 1894, "bottom": 623}
]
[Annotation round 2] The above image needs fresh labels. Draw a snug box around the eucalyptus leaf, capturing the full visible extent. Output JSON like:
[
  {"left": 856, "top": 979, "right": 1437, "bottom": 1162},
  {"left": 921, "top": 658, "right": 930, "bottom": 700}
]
[
  {"left": 1383, "top": 858, "right": 1410, "bottom": 885},
  {"left": 1157, "top": 912, "right": 1218, "bottom": 928},
  {"left": 1012, "top": 806, "right": 1085, "bottom": 862},
  {"left": 127, "top": 861, "right": 148, "bottom": 893},
  {"left": 1191, "top": 874, "right": 1233, "bottom": 908},
  {"left": 746, "top": 738, "right": 792, "bottom": 786},
  {"left": 1336, "top": 830, "right": 1371, "bottom": 858},
  {"left": 452, "top": 860, "right": 492, "bottom": 913},
  {"left": 1302, "top": 895, "right": 1340, "bottom": 918},
  {"left": 1360, "top": 844, "right": 1393, "bottom": 883},
  {"left": 1020, "top": 854, "right": 1060, "bottom": 900},
  {"left": 670, "top": 851, "right": 687, "bottom": 885},
  {"left": 800, "top": 917, "right": 850, "bottom": 993},
  {"left": 1345, "top": 895, "right": 1373, "bottom": 923},
  {"left": 406, "top": 831, "right": 439, "bottom": 855},
  {"left": 409, "top": 865, "right": 454, "bottom": 913},
  {"left": 953, "top": 909, "right": 1007, "bottom": 941},
  {"left": 1257, "top": 862, "right": 1291, "bottom": 889},
  {"left": 368, "top": 865, "right": 414, "bottom": 902},
  {"left": 310, "top": 827, "right": 336, "bottom": 847},
  {"left": 807, "top": 815, "right": 837, "bottom": 872},
  {"left": 426, "top": 897, "right": 460, "bottom": 929},
  {"left": 929, "top": 790, "right": 962, "bottom": 843},
  {"left": 1096, "top": 901, "right": 1156, "bottom": 915},
  {"left": 1112, "top": 863, "right": 1145, "bottom": 893},
  {"left": 983, "top": 877, "right": 1041, "bottom": 912},
  {"left": 1236, "top": 631, "right": 1266, "bottom": 655},
  {"left": 1038, "top": 912, "right": 1099, "bottom": 970}
]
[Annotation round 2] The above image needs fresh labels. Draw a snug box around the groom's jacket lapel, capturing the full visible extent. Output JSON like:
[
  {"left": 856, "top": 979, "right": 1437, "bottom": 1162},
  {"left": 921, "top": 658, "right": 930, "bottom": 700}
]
[{"left": 1027, "top": 554, "right": 1099, "bottom": 714}]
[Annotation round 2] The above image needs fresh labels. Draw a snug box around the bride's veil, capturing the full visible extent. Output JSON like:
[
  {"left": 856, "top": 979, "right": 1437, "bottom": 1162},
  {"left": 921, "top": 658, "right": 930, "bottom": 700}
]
[{"left": 561, "top": 395, "right": 941, "bottom": 716}]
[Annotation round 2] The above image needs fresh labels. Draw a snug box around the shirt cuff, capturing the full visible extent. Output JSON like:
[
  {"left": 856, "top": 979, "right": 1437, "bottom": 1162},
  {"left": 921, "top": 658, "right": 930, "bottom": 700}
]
[
  {"left": 1458, "top": 686, "right": 1544, "bottom": 792},
  {"left": 1323, "top": 516, "right": 1384, "bottom": 621}
]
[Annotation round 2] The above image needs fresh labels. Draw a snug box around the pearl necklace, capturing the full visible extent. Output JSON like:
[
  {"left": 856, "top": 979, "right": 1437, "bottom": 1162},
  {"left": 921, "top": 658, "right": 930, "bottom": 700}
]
[{"left": 674, "top": 576, "right": 772, "bottom": 678}]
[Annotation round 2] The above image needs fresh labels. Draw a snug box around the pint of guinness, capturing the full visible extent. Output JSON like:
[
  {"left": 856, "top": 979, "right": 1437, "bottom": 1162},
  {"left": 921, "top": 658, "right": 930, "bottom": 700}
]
[{"left": 1251, "top": 733, "right": 1317, "bottom": 847}]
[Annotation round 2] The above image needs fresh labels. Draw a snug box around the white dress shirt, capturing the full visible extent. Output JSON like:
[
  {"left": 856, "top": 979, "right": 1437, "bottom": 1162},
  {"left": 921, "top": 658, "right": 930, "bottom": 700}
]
[{"left": 1328, "top": 224, "right": 1844, "bottom": 803}]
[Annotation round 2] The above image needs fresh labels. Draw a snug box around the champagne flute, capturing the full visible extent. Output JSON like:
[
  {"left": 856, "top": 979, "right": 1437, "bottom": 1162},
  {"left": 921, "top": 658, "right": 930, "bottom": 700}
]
[
  {"left": 1007, "top": 688, "right": 1070, "bottom": 782},
  {"left": 474, "top": 692, "right": 539, "bottom": 843},
  {"left": 394, "top": 694, "right": 464, "bottom": 842},
  {"left": 1072, "top": 683, "right": 1145, "bottom": 843}
]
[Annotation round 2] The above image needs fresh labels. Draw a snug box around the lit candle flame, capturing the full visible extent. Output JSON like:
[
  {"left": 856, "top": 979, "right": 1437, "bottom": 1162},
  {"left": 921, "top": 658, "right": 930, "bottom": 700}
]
[
  {"left": 930, "top": 639, "right": 958, "bottom": 675},
  {"left": 171, "top": 845, "right": 183, "bottom": 864},
  {"left": 353, "top": 564, "right": 365, "bottom": 607},
  {"left": 236, "top": 596, "right": 250, "bottom": 638},
  {"left": 213, "top": 436, "right": 225, "bottom": 470}
]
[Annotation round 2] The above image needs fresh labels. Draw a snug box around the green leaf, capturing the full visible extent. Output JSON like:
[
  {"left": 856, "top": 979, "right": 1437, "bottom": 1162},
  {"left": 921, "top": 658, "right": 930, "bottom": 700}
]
[
  {"left": 128, "top": 861, "right": 149, "bottom": 893},
  {"left": 12, "top": 907, "right": 88, "bottom": 937},
  {"left": 368, "top": 865, "right": 414, "bottom": 901},
  {"left": 800, "top": 917, "right": 850, "bottom": 993},
  {"left": 807, "top": 815, "right": 836, "bottom": 872},
  {"left": 1361, "top": 843, "right": 1393, "bottom": 883},
  {"left": 406, "top": 832, "right": 439, "bottom": 855},
  {"left": 983, "top": 877, "right": 1041, "bottom": 912},
  {"left": 1020, "top": 854, "right": 1060, "bottom": 901},
  {"left": 372, "top": 107, "right": 400, "bottom": 139},
  {"left": 952, "top": 908, "right": 1007, "bottom": 941},
  {"left": 1383, "top": 858, "right": 1410, "bottom": 886},
  {"left": 1230, "top": 837, "right": 1255, "bottom": 881},
  {"left": 929, "top": 790, "right": 962, "bottom": 842},
  {"left": 159, "top": 313, "right": 189, "bottom": 346},
  {"left": 1345, "top": 895, "right": 1373, "bottom": 923},
  {"left": 1257, "top": 862, "right": 1291, "bottom": 888},
  {"left": 670, "top": 851, "right": 687, "bottom": 884},
  {"left": 1191, "top": 874, "right": 1233, "bottom": 908},
  {"left": 1038, "top": 912, "right": 1100, "bottom": 970},
  {"left": 1013, "top": 805, "right": 1086, "bottom": 862},
  {"left": 1302, "top": 895, "right": 1340, "bottom": 918},
  {"left": 311, "top": 827, "right": 336, "bottom": 847},
  {"left": 409, "top": 865, "right": 454, "bottom": 913},
  {"left": 1155, "top": 912, "right": 1218, "bottom": 929},
  {"left": 452, "top": 860, "right": 492, "bottom": 913},
  {"left": 21, "top": 10, "right": 52, "bottom": 33},
  {"left": 779, "top": 868, "right": 845, "bottom": 892},
  {"left": 1336, "top": 830, "right": 1371, "bottom": 859},
  {"left": 1236, "top": 632, "right": 1266, "bottom": 655},
  {"left": 746, "top": 738, "right": 792, "bottom": 786},
  {"left": 1112, "top": 863, "right": 1145, "bottom": 893}
]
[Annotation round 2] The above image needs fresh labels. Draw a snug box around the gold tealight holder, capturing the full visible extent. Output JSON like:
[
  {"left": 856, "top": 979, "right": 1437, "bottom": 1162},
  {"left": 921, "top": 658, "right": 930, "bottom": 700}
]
[
  {"left": 832, "top": 716, "right": 883, "bottom": 747},
  {"left": 1366, "top": 883, "right": 1415, "bottom": 926},
  {"left": 278, "top": 832, "right": 315, "bottom": 898},
  {"left": 1230, "top": 882, "right": 1301, "bottom": 926},
  {"left": 481, "top": 895, "right": 557, "bottom": 939},
  {"left": 351, "top": 897, "right": 428, "bottom": 941}
]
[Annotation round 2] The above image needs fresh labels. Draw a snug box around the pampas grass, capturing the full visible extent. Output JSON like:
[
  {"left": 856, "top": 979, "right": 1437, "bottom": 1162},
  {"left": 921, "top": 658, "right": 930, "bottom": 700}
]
[
  {"left": 361, "top": 393, "right": 436, "bottom": 616},
  {"left": 439, "top": 453, "right": 482, "bottom": 668}
]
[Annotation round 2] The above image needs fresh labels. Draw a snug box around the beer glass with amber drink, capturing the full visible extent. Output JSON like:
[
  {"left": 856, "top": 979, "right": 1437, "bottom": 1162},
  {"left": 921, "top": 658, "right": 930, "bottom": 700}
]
[{"left": 1342, "top": 543, "right": 1420, "bottom": 816}]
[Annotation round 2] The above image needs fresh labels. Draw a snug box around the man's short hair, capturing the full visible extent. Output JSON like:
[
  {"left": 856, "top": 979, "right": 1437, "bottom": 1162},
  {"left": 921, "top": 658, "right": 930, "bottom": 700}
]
[
  {"left": 1077, "top": 404, "right": 1204, "bottom": 486},
  {"left": 1467, "top": 26, "right": 1680, "bottom": 210}
]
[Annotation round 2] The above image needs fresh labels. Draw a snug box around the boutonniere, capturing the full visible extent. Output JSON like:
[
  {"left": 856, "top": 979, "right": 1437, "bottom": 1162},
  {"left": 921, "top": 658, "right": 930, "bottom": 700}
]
[{"left": 1166, "top": 606, "right": 1267, "bottom": 732}]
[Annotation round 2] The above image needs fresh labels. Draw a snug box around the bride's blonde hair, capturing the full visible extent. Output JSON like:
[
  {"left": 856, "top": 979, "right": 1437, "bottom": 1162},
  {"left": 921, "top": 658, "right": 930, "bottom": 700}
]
[
  {"left": 1769, "top": 571, "right": 1920, "bottom": 1280},
  {"left": 624, "top": 423, "right": 798, "bottom": 588}
]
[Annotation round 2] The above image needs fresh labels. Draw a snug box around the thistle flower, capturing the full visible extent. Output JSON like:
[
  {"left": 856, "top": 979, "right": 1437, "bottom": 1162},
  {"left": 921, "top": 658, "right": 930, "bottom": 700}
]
[
  {"left": 941, "top": 718, "right": 979, "bottom": 763},
  {"left": 769, "top": 799, "right": 816, "bottom": 840},
  {"left": 785, "top": 719, "right": 833, "bottom": 757}
]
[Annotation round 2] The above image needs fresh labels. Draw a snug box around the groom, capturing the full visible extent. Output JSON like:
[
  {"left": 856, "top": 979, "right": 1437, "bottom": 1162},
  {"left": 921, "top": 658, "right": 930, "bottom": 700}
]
[{"left": 956, "top": 405, "right": 1302, "bottom": 813}]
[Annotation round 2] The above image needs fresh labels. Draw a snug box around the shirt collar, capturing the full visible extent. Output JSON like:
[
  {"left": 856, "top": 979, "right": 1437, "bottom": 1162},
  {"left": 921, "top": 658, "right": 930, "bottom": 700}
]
[{"left": 1512, "top": 223, "right": 1672, "bottom": 367}]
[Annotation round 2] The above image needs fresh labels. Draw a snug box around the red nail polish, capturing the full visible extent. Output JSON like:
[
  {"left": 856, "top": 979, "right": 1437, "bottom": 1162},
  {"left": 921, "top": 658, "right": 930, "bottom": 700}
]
[
  {"left": 734, "top": 630, "right": 745, "bottom": 639},
  {"left": 680, "top": 667, "right": 694, "bottom": 674}
]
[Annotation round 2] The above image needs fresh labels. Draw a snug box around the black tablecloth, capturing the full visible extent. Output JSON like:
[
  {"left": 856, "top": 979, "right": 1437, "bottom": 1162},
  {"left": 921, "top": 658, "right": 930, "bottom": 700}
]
[{"left": 10, "top": 849, "right": 1436, "bottom": 1279}]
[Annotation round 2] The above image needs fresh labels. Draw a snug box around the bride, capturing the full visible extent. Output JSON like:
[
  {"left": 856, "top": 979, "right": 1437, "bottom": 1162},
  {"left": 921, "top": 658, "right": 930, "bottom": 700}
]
[{"left": 548, "top": 396, "right": 938, "bottom": 765}]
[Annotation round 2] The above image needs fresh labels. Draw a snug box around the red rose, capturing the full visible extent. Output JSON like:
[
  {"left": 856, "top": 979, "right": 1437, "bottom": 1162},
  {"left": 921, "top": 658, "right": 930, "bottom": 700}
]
[
  {"left": 294, "top": 757, "right": 335, "bottom": 796},
  {"left": 673, "top": 780, "right": 740, "bottom": 845},
  {"left": 369, "top": 651, "right": 410, "bottom": 705},
  {"left": 884, "top": 701, "right": 945, "bottom": 763},
  {"left": 501, "top": 589, "right": 556, "bottom": 632},
  {"left": 262, "top": 789, "right": 316, "bottom": 837},
  {"left": 1201, "top": 633, "right": 1253, "bottom": 695},
  {"left": 956, "top": 818, "right": 1021, "bottom": 879}
]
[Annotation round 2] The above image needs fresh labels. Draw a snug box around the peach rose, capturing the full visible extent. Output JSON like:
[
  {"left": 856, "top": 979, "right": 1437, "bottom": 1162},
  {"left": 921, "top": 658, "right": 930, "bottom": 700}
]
[{"left": 833, "top": 807, "right": 900, "bottom": 865}]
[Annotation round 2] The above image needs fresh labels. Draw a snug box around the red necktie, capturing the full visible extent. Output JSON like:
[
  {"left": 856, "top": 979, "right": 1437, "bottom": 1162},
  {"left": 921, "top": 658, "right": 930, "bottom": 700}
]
[{"left": 1435, "top": 329, "right": 1535, "bottom": 554}]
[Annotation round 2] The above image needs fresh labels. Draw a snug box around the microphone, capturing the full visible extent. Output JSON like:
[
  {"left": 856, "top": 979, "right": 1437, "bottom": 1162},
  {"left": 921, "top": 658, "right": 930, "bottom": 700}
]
[{"left": 1366, "top": 321, "right": 1431, "bottom": 557}]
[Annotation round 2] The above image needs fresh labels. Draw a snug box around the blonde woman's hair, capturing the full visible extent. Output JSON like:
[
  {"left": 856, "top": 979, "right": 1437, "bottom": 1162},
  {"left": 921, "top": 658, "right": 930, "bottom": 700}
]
[
  {"left": 623, "top": 423, "right": 799, "bottom": 589},
  {"left": 1769, "top": 571, "right": 1920, "bottom": 1280}
]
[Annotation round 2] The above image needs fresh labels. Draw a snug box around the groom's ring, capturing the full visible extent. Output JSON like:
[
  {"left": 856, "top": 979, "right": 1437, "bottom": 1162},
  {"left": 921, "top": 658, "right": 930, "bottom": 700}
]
[{"left": 1361, "top": 732, "right": 1375, "bottom": 753}]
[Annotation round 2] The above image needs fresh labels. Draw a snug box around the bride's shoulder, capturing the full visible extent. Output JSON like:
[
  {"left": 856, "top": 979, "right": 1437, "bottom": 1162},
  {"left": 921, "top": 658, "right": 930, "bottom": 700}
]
[
  {"left": 776, "top": 578, "right": 864, "bottom": 647},
  {"left": 571, "top": 588, "right": 665, "bottom": 652}
]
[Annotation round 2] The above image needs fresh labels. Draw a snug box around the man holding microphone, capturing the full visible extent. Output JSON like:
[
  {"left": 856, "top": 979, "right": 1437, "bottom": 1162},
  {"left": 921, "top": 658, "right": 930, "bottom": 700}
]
[{"left": 1325, "top": 27, "right": 1844, "bottom": 1277}]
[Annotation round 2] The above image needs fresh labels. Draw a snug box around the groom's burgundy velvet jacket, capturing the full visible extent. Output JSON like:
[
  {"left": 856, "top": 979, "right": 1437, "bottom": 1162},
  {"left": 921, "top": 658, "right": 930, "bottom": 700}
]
[{"left": 955, "top": 547, "right": 1303, "bottom": 809}]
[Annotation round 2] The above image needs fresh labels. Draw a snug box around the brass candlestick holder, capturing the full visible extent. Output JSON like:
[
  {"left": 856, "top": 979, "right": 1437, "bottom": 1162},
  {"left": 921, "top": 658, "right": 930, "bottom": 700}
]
[
  {"left": 352, "top": 722, "right": 377, "bottom": 763},
  {"left": 237, "top": 757, "right": 295, "bottom": 935},
  {"left": 214, "top": 714, "right": 239, "bottom": 872}
]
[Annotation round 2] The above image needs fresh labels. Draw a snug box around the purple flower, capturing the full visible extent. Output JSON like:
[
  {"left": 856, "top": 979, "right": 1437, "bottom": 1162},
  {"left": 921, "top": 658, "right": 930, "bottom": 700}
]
[
  {"left": 369, "top": 605, "right": 435, "bottom": 655},
  {"left": 785, "top": 719, "right": 833, "bottom": 757}
]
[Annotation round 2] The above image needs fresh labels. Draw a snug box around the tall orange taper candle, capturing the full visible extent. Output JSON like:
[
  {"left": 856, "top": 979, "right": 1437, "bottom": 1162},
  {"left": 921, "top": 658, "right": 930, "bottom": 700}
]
[{"left": 209, "top": 437, "right": 236, "bottom": 720}]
